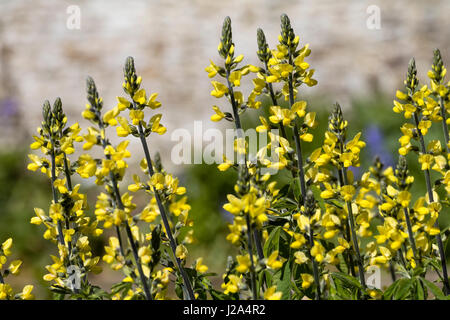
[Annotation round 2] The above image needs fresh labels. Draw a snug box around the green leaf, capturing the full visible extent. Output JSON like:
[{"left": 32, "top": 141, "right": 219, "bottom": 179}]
[
  {"left": 263, "top": 226, "right": 281, "bottom": 257},
  {"left": 331, "top": 272, "right": 362, "bottom": 290},
  {"left": 277, "top": 261, "right": 292, "bottom": 299},
  {"left": 291, "top": 179, "right": 301, "bottom": 202},
  {"left": 310, "top": 185, "right": 325, "bottom": 211},
  {"left": 393, "top": 278, "right": 413, "bottom": 300},
  {"left": 415, "top": 278, "right": 425, "bottom": 300},
  {"left": 337, "top": 253, "right": 349, "bottom": 274},
  {"left": 421, "top": 278, "right": 447, "bottom": 300},
  {"left": 383, "top": 280, "right": 400, "bottom": 300}
]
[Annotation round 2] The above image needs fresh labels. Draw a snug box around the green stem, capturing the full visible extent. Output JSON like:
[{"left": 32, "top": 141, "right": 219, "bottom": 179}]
[
  {"left": 412, "top": 111, "right": 450, "bottom": 294},
  {"left": 49, "top": 144, "right": 65, "bottom": 247},
  {"left": 136, "top": 123, "right": 195, "bottom": 300},
  {"left": 439, "top": 96, "right": 450, "bottom": 153},
  {"left": 337, "top": 136, "right": 366, "bottom": 290},
  {"left": 96, "top": 116, "right": 152, "bottom": 300},
  {"left": 225, "top": 70, "right": 265, "bottom": 263},
  {"left": 246, "top": 215, "right": 259, "bottom": 299},
  {"left": 308, "top": 226, "right": 321, "bottom": 299},
  {"left": 402, "top": 207, "right": 419, "bottom": 262},
  {"left": 337, "top": 166, "right": 356, "bottom": 277},
  {"left": 286, "top": 52, "right": 321, "bottom": 299}
]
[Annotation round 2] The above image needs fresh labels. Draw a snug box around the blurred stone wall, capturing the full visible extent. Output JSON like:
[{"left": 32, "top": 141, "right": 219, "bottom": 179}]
[{"left": 0, "top": 0, "right": 449, "bottom": 168}]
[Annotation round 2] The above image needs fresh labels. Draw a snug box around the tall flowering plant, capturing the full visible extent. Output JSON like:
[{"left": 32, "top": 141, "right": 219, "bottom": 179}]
[
  {"left": 206, "top": 14, "right": 449, "bottom": 300},
  {"left": 0, "top": 13, "right": 446, "bottom": 300}
]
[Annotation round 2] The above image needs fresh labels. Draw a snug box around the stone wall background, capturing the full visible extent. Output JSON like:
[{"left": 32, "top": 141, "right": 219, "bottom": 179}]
[{"left": 0, "top": 0, "right": 449, "bottom": 169}]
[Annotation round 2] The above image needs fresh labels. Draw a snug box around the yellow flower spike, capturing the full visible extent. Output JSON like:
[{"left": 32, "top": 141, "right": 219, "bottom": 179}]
[
  {"left": 53, "top": 179, "right": 68, "bottom": 194},
  {"left": 310, "top": 241, "right": 325, "bottom": 263}
]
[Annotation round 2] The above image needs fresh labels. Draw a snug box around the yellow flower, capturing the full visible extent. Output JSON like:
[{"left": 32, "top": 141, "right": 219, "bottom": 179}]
[
  {"left": 1, "top": 238, "right": 13, "bottom": 256},
  {"left": 149, "top": 114, "right": 166, "bottom": 135},
  {"left": 129, "top": 109, "right": 144, "bottom": 125},
  {"left": 294, "top": 251, "right": 309, "bottom": 264},
  {"left": 205, "top": 60, "right": 220, "bottom": 78},
  {"left": 175, "top": 244, "right": 188, "bottom": 260},
  {"left": 21, "top": 285, "right": 34, "bottom": 300},
  {"left": 8, "top": 260, "right": 22, "bottom": 275},
  {"left": 291, "top": 101, "right": 307, "bottom": 117},
  {"left": 210, "top": 81, "right": 228, "bottom": 98},
  {"left": 266, "top": 250, "right": 283, "bottom": 270},
  {"left": 236, "top": 254, "right": 251, "bottom": 273},
  {"left": 264, "top": 286, "right": 282, "bottom": 300},
  {"left": 301, "top": 273, "right": 314, "bottom": 289},
  {"left": 229, "top": 71, "right": 242, "bottom": 86},
  {"left": 418, "top": 154, "right": 434, "bottom": 170},
  {"left": 116, "top": 116, "right": 132, "bottom": 137},
  {"left": 211, "top": 105, "right": 225, "bottom": 122},
  {"left": 221, "top": 274, "right": 242, "bottom": 295},
  {"left": 195, "top": 258, "right": 209, "bottom": 273},
  {"left": 133, "top": 89, "right": 147, "bottom": 105},
  {"left": 340, "top": 185, "right": 355, "bottom": 202}
]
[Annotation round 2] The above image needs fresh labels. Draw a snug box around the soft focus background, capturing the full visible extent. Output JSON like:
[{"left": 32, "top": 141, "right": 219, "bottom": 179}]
[{"left": 0, "top": 0, "right": 449, "bottom": 298}]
